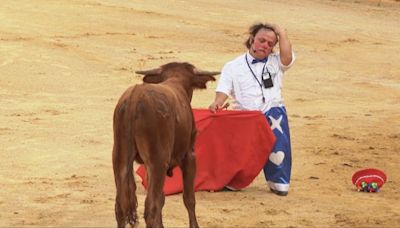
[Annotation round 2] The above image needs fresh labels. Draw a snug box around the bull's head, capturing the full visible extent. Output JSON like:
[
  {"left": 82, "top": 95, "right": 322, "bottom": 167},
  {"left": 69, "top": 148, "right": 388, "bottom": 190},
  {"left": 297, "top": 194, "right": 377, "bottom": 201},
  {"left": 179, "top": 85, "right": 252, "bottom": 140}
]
[{"left": 135, "top": 62, "right": 218, "bottom": 89}]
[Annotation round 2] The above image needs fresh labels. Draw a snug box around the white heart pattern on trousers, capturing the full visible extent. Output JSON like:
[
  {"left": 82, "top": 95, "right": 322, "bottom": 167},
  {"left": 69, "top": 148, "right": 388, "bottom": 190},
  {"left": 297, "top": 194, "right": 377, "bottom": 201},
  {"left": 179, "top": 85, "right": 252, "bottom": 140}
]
[{"left": 269, "top": 151, "right": 285, "bottom": 166}]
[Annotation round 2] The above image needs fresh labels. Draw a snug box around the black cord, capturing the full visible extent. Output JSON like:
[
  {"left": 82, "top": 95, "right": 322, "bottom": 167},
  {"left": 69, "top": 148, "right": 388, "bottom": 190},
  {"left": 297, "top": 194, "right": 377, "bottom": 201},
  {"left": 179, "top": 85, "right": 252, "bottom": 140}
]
[{"left": 245, "top": 55, "right": 266, "bottom": 103}]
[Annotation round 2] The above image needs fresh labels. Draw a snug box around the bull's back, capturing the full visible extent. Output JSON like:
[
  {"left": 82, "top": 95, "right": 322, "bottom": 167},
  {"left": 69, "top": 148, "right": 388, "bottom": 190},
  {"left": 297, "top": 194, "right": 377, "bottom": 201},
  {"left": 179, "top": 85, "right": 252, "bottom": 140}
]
[{"left": 114, "top": 84, "right": 194, "bottom": 164}]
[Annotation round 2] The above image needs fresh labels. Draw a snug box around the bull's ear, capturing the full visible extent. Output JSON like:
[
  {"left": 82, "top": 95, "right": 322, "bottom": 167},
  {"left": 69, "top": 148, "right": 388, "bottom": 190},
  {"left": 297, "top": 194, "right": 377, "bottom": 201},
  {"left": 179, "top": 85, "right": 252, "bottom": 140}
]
[
  {"left": 142, "top": 74, "right": 164, "bottom": 83},
  {"left": 135, "top": 68, "right": 163, "bottom": 84},
  {"left": 192, "top": 69, "right": 219, "bottom": 89}
]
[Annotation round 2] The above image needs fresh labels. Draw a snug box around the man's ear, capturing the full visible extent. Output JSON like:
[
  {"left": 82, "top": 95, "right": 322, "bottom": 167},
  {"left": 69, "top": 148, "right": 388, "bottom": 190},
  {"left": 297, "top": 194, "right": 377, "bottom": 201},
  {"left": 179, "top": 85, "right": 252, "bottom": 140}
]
[{"left": 249, "top": 36, "right": 254, "bottom": 44}]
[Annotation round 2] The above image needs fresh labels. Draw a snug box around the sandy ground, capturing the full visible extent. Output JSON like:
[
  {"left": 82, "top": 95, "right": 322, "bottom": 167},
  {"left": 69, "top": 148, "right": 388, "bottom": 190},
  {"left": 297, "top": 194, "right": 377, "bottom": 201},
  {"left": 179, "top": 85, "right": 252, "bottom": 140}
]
[{"left": 1, "top": 0, "right": 400, "bottom": 227}]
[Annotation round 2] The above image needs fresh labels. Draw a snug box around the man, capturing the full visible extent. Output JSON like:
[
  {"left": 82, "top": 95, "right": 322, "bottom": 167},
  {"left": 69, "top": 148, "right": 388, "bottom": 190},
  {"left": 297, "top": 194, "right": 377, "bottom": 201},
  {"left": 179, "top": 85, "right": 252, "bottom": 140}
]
[{"left": 209, "top": 23, "right": 295, "bottom": 196}]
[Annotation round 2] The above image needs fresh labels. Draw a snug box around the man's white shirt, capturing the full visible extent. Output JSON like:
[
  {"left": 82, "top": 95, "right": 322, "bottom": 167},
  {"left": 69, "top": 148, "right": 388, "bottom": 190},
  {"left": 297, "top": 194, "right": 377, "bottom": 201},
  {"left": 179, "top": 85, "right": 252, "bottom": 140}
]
[{"left": 216, "top": 51, "right": 295, "bottom": 113}]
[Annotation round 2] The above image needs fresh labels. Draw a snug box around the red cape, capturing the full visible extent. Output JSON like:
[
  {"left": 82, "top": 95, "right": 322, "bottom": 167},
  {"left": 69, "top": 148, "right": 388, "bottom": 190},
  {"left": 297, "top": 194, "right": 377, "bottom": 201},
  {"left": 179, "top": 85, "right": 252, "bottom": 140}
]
[{"left": 136, "top": 109, "right": 275, "bottom": 195}]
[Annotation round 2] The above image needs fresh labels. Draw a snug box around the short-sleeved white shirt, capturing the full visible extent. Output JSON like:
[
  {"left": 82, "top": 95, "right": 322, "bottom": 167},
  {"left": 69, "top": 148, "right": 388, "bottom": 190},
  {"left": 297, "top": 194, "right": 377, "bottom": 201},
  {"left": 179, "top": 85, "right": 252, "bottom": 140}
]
[{"left": 216, "top": 51, "right": 295, "bottom": 113}]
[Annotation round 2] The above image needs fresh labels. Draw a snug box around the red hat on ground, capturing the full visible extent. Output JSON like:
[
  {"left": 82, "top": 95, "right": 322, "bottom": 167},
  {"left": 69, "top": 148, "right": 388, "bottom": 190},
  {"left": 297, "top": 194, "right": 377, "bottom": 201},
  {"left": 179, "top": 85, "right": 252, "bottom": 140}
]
[{"left": 352, "top": 168, "right": 387, "bottom": 189}]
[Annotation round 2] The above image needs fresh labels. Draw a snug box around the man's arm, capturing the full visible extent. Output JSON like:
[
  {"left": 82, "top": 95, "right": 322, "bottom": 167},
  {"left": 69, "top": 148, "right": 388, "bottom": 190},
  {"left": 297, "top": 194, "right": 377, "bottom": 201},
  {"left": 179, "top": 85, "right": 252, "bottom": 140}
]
[
  {"left": 209, "top": 92, "right": 229, "bottom": 113},
  {"left": 273, "top": 25, "right": 293, "bottom": 66}
]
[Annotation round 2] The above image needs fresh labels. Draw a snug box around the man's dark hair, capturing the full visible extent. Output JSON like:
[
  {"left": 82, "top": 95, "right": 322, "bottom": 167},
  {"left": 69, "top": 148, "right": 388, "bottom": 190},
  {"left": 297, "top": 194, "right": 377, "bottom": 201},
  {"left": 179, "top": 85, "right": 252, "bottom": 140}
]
[{"left": 244, "top": 23, "right": 277, "bottom": 49}]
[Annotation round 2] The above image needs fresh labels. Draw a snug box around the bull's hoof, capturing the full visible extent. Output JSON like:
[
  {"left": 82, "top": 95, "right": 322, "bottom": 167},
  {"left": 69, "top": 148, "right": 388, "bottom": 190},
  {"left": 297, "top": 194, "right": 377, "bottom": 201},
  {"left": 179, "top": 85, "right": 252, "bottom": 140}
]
[{"left": 128, "top": 213, "right": 139, "bottom": 228}]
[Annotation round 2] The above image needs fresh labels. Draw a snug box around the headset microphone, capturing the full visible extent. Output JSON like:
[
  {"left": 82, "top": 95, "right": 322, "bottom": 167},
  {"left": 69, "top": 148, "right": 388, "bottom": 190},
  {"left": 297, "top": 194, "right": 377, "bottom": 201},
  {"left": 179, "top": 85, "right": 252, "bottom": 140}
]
[{"left": 250, "top": 38, "right": 256, "bottom": 52}]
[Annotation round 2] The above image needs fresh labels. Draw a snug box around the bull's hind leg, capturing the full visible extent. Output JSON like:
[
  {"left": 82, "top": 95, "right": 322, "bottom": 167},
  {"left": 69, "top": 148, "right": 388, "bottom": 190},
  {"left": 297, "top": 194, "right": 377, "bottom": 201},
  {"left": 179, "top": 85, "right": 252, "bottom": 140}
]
[
  {"left": 180, "top": 151, "right": 199, "bottom": 228},
  {"left": 144, "top": 163, "right": 167, "bottom": 228},
  {"left": 113, "top": 143, "right": 138, "bottom": 228}
]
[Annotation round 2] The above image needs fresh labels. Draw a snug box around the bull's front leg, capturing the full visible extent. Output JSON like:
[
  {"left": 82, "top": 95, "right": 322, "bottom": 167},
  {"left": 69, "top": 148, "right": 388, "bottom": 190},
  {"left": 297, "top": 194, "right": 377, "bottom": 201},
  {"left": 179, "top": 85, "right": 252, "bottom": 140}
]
[{"left": 180, "top": 150, "right": 199, "bottom": 228}]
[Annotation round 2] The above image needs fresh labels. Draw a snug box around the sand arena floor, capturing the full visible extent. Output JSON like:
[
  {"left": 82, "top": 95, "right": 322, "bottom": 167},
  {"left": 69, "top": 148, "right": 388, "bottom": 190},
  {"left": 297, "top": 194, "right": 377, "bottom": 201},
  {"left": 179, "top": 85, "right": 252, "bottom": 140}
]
[{"left": 1, "top": 0, "right": 399, "bottom": 227}]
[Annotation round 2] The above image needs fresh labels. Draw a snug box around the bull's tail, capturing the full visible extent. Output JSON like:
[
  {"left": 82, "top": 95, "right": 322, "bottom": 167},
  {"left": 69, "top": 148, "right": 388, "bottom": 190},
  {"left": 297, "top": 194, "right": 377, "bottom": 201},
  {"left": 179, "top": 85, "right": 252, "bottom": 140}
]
[{"left": 112, "top": 86, "right": 139, "bottom": 227}]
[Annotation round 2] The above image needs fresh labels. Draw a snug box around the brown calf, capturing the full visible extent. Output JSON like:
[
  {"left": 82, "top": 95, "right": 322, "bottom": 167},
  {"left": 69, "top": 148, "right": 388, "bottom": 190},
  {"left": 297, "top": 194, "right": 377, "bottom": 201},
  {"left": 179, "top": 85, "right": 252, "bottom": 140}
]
[{"left": 112, "top": 62, "right": 218, "bottom": 228}]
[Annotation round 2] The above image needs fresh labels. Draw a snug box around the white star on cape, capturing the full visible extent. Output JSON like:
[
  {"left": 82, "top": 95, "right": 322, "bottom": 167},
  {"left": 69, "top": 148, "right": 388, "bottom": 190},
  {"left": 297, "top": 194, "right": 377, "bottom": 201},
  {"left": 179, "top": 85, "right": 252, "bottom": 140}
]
[{"left": 269, "top": 115, "right": 283, "bottom": 134}]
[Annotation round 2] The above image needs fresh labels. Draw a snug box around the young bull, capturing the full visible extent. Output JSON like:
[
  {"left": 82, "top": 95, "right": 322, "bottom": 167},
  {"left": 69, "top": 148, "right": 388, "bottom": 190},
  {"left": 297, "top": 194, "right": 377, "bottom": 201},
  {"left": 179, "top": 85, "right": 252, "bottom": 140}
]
[{"left": 112, "top": 62, "right": 218, "bottom": 228}]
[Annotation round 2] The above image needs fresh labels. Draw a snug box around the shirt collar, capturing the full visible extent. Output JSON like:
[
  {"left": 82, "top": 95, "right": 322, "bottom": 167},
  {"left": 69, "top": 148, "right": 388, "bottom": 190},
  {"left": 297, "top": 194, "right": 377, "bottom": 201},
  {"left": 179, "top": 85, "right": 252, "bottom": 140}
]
[
  {"left": 246, "top": 51, "right": 256, "bottom": 63},
  {"left": 246, "top": 51, "right": 268, "bottom": 64}
]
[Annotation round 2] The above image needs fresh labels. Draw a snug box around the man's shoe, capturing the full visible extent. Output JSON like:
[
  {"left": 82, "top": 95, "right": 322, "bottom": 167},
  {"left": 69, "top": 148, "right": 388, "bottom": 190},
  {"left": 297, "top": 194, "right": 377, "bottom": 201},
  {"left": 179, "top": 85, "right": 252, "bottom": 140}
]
[
  {"left": 222, "top": 186, "right": 240, "bottom": 192},
  {"left": 270, "top": 188, "right": 288, "bottom": 196}
]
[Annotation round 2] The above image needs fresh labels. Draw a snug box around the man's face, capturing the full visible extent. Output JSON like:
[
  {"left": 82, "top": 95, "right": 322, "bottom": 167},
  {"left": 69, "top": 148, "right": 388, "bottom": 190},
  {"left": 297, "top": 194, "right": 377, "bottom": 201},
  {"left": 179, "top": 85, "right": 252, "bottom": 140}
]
[{"left": 251, "top": 29, "right": 277, "bottom": 59}]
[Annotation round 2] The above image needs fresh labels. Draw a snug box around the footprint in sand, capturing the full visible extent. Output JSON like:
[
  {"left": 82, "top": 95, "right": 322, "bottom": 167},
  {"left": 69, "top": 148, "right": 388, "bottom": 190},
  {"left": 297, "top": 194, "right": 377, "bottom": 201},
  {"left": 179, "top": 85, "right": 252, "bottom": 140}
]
[
  {"left": 341, "top": 38, "right": 360, "bottom": 43},
  {"left": 334, "top": 213, "right": 355, "bottom": 226},
  {"left": 42, "top": 109, "right": 67, "bottom": 115},
  {"left": 303, "top": 115, "right": 325, "bottom": 120},
  {"left": 34, "top": 193, "right": 71, "bottom": 203},
  {"left": 331, "top": 133, "right": 355, "bottom": 141},
  {"left": 0, "top": 127, "right": 11, "bottom": 135},
  {"left": 80, "top": 199, "right": 94, "bottom": 204}
]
